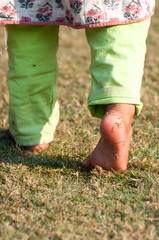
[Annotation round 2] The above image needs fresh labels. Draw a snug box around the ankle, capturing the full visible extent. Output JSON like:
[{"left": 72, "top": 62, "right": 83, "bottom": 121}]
[
  {"left": 106, "top": 103, "right": 135, "bottom": 120},
  {"left": 103, "top": 104, "right": 135, "bottom": 131},
  {"left": 100, "top": 113, "right": 130, "bottom": 144}
]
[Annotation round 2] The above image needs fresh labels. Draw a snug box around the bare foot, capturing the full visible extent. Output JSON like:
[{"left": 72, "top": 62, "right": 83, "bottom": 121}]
[
  {"left": 82, "top": 104, "right": 135, "bottom": 171},
  {"left": 7, "top": 129, "right": 50, "bottom": 152},
  {"left": 23, "top": 143, "right": 50, "bottom": 152}
]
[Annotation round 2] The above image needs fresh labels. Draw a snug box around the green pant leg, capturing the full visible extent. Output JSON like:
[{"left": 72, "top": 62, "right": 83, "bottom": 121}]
[
  {"left": 6, "top": 25, "right": 59, "bottom": 146},
  {"left": 85, "top": 19, "right": 150, "bottom": 118}
]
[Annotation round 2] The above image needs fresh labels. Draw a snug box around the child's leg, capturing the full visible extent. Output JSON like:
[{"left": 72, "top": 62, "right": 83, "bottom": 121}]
[
  {"left": 83, "top": 19, "right": 150, "bottom": 171},
  {"left": 6, "top": 25, "right": 59, "bottom": 148}
]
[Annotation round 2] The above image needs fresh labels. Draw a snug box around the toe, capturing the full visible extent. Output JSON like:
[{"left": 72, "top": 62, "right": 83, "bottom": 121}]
[{"left": 82, "top": 157, "right": 92, "bottom": 169}]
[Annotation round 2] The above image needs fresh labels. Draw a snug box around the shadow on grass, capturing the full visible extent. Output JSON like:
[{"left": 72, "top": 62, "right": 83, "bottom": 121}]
[
  {"left": 1, "top": 128, "right": 157, "bottom": 178},
  {"left": 0, "top": 128, "right": 92, "bottom": 177}
]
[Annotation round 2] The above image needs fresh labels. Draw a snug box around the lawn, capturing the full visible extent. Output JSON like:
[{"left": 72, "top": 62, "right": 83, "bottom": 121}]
[{"left": 0, "top": 5, "right": 159, "bottom": 240}]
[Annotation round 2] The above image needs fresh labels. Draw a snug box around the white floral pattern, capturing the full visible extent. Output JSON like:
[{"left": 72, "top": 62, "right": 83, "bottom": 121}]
[{"left": 0, "top": 0, "right": 155, "bottom": 28}]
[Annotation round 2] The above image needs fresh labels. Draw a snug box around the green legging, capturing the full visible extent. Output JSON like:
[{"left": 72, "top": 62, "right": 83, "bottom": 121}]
[{"left": 6, "top": 19, "right": 150, "bottom": 146}]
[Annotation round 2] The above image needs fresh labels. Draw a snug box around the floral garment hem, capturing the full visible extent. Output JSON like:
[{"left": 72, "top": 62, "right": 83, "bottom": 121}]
[
  {"left": 0, "top": 12, "right": 154, "bottom": 29},
  {"left": 0, "top": 0, "right": 155, "bottom": 29}
]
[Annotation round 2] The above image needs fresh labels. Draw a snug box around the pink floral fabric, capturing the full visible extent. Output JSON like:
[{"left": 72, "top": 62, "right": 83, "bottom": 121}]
[{"left": 0, "top": 0, "right": 155, "bottom": 28}]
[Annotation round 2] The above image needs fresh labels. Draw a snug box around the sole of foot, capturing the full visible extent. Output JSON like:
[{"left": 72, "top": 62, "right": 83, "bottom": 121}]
[
  {"left": 6, "top": 129, "right": 50, "bottom": 152},
  {"left": 82, "top": 104, "right": 135, "bottom": 172}
]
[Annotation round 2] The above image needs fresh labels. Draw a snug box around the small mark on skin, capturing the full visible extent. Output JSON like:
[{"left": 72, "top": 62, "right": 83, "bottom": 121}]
[
  {"left": 113, "top": 141, "right": 125, "bottom": 146},
  {"left": 115, "top": 118, "right": 122, "bottom": 127},
  {"left": 112, "top": 118, "right": 123, "bottom": 132}
]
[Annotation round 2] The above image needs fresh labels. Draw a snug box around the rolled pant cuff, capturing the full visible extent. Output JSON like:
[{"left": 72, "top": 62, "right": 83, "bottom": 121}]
[
  {"left": 88, "top": 87, "right": 143, "bottom": 119},
  {"left": 12, "top": 132, "right": 54, "bottom": 146}
]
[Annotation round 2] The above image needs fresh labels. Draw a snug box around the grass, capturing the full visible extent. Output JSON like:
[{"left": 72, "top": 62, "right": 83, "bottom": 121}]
[{"left": 0, "top": 7, "right": 159, "bottom": 240}]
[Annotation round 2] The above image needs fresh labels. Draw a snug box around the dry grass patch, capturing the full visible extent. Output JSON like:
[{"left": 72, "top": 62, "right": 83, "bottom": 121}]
[{"left": 0, "top": 6, "right": 159, "bottom": 240}]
